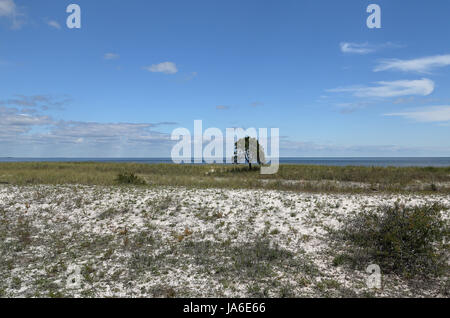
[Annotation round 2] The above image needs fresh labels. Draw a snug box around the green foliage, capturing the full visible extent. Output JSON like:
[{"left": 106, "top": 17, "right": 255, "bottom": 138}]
[
  {"left": 115, "top": 172, "right": 146, "bottom": 185},
  {"left": 338, "top": 203, "right": 449, "bottom": 277},
  {"left": 332, "top": 253, "right": 353, "bottom": 267},
  {"left": 98, "top": 207, "right": 127, "bottom": 220},
  {"left": 233, "top": 136, "right": 266, "bottom": 169}
]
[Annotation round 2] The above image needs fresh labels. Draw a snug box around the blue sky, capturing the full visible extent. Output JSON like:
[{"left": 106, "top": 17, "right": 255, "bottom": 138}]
[{"left": 1, "top": 0, "right": 450, "bottom": 157}]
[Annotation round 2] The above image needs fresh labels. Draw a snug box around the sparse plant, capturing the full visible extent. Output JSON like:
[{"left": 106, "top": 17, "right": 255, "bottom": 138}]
[
  {"left": 115, "top": 172, "right": 146, "bottom": 185},
  {"left": 98, "top": 207, "right": 127, "bottom": 220},
  {"left": 336, "top": 203, "right": 449, "bottom": 277},
  {"left": 16, "top": 216, "right": 32, "bottom": 247}
]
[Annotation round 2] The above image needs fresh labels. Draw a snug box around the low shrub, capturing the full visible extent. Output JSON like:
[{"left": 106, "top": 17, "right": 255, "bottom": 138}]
[
  {"left": 115, "top": 172, "right": 146, "bottom": 185},
  {"left": 337, "top": 202, "right": 449, "bottom": 278}
]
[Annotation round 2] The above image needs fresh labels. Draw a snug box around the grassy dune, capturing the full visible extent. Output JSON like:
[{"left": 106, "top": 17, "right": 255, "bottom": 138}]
[
  {"left": 1, "top": 163, "right": 448, "bottom": 297},
  {"left": 1, "top": 162, "right": 450, "bottom": 193},
  {"left": 1, "top": 185, "right": 448, "bottom": 297}
]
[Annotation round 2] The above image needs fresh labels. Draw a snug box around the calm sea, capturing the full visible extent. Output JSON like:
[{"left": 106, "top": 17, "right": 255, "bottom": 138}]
[{"left": 1, "top": 157, "right": 450, "bottom": 167}]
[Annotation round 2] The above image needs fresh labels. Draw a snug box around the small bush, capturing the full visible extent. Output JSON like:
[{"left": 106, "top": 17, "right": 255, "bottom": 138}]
[
  {"left": 332, "top": 253, "right": 353, "bottom": 267},
  {"left": 98, "top": 208, "right": 127, "bottom": 220},
  {"left": 337, "top": 203, "right": 449, "bottom": 278},
  {"left": 115, "top": 172, "right": 146, "bottom": 185}
]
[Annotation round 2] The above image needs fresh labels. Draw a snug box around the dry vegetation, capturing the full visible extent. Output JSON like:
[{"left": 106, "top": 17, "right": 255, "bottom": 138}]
[
  {"left": 0, "top": 162, "right": 449, "bottom": 298},
  {"left": 1, "top": 162, "right": 450, "bottom": 193},
  {"left": 0, "top": 184, "right": 448, "bottom": 298}
]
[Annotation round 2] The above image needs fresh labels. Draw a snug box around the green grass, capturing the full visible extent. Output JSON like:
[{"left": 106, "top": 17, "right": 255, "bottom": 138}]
[{"left": 0, "top": 162, "right": 450, "bottom": 193}]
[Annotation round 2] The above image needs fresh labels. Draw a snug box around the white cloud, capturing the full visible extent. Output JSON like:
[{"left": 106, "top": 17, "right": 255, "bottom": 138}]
[
  {"left": 0, "top": 106, "right": 52, "bottom": 136},
  {"left": 0, "top": 101, "right": 177, "bottom": 156},
  {"left": 374, "top": 54, "right": 450, "bottom": 73},
  {"left": 385, "top": 106, "right": 450, "bottom": 123},
  {"left": 340, "top": 42, "right": 374, "bottom": 54},
  {"left": 144, "top": 62, "right": 178, "bottom": 74},
  {"left": 184, "top": 71, "right": 197, "bottom": 81},
  {"left": 340, "top": 42, "right": 402, "bottom": 54},
  {"left": 336, "top": 101, "right": 371, "bottom": 113},
  {"left": 0, "top": 94, "right": 71, "bottom": 109},
  {"left": 47, "top": 20, "right": 61, "bottom": 29},
  {"left": 104, "top": 53, "right": 120, "bottom": 60},
  {"left": 0, "top": 0, "right": 15, "bottom": 17},
  {"left": 328, "top": 78, "right": 434, "bottom": 98},
  {"left": 0, "top": 0, "right": 24, "bottom": 29},
  {"left": 279, "top": 138, "right": 450, "bottom": 156},
  {"left": 51, "top": 121, "right": 159, "bottom": 139},
  {"left": 392, "top": 97, "right": 415, "bottom": 105}
]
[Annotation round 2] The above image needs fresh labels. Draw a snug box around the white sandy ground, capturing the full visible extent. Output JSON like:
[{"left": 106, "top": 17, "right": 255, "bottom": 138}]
[{"left": 0, "top": 184, "right": 448, "bottom": 298}]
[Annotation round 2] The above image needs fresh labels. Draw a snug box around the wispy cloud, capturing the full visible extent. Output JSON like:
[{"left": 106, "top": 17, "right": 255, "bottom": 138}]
[
  {"left": 328, "top": 78, "right": 434, "bottom": 98},
  {"left": 0, "top": 106, "right": 52, "bottom": 137},
  {"left": 50, "top": 121, "right": 168, "bottom": 140},
  {"left": 250, "top": 102, "right": 264, "bottom": 107},
  {"left": 0, "top": 0, "right": 15, "bottom": 17},
  {"left": 385, "top": 106, "right": 450, "bottom": 123},
  {"left": 392, "top": 97, "right": 416, "bottom": 105},
  {"left": 340, "top": 42, "right": 402, "bottom": 55},
  {"left": 184, "top": 71, "right": 198, "bottom": 81},
  {"left": 216, "top": 105, "right": 229, "bottom": 110},
  {"left": 144, "top": 62, "right": 178, "bottom": 74},
  {"left": 336, "top": 101, "right": 371, "bottom": 114},
  {"left": 374, "top": 54, "right": 450, "bottom": 73},
  {"left": 0, "top": 94, "right": 72, "bottom": 110},
  {"left": 0, "top": 102, "right": 178, "bottom": 156},
  {"left": 104, "top": 53, "right": 120, "bottom": 60},
  {"left": 340, "top": 42, "right": 374, "bottom": 54},
  {"left": 280, "top": 138, "right": 450, "bottom": 156},
  {"left": 0, "top": 94, "right": 177, "bottom": 141},
  {"left": 47, "top": 20, "right": 61, "bottom": 30},
  {"left": 0, "top": 0, "right": 24, "bottom": 29}
]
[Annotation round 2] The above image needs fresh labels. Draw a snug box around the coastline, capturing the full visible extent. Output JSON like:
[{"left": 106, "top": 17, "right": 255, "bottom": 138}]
[{"left": 2, "top": 157, "right": 450, "bottom": 167}]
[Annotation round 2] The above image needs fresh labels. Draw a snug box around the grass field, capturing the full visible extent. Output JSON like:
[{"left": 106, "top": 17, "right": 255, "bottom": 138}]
[{"left": 1, "top": 162, "right": 450, "bottom": 193}]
